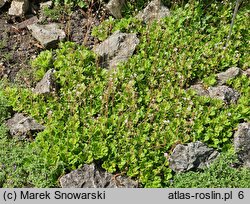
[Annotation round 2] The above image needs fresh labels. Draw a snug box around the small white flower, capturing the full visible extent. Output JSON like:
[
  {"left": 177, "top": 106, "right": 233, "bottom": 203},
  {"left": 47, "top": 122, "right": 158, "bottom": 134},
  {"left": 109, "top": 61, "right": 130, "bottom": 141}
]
[
  {"left": 164, "top": 152, "right": 169, "bottom": 158},
  {"left": 163, "top": 120, "right": 170, "bottom": 124}
]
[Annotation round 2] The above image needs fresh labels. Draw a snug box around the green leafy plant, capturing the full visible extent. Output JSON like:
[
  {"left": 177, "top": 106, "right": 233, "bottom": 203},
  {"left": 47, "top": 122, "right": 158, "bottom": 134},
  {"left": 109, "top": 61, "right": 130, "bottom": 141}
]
[
  {"left": 2, "top": 0, "right": 250, "bottom": 187},
  {"left": 40, "top": 3, "right": 72, "bottom": 23},
  {"left": 92, "top": 17, "right": 143, "bottom": 41},
  {"left": 170, "top": 151, "right": 250, "bottom": 188},
  {"left": 31, "top": 50, "right": 54, "bottom": 81},
  {"left": 53, "top": 0, "right": 87, "bottom": 8},
  {"left": 0, "top": 88, "right": 9, "bottom": 123},
  {"left": 202, "top": 74, "right": 217, "bottom": 86}
]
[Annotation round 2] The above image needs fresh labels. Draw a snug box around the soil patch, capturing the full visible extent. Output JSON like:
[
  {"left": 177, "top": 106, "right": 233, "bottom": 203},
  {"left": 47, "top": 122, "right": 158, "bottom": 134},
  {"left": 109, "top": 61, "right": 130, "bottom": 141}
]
[{"left": 0, "top": 3, "right": 107, "bottom": 87}]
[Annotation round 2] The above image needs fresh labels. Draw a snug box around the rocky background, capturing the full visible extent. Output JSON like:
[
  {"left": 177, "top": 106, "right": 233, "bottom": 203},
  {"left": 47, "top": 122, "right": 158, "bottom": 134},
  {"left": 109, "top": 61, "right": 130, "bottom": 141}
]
[{"left": 0, "top": 0, "right": 249, "bottom": 188}]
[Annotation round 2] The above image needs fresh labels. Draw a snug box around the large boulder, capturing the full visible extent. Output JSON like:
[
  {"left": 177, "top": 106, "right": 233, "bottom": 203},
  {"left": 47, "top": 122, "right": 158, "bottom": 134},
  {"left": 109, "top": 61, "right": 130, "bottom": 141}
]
[
  {"left": 106, "top": 0, "right": 125, "bottom": 19},
  {"left": 60, "top": 163, "right": 138, "bottom": 188},
  {"left": 136, "top": 0, "right": 170, "bottom": 23},
  {"left": 33, "top": 69, "right": 56, "bottom": 94},
  {"left": 5, "top": 113, "right": 45, "bottom": 139},
  {"left": 169, "top": 141, "right": 219, "bottom": 173},
  {"left": 27, "top": 23, "right": 66, "bottom": 48},
  {"left": 93, "top": 30, "right": 139, "bottom": 69},
  {"left": 208, "top": 85, "right": 240, "bottom": 104},
  {"left": 216, "top": 67, "right": 242, "bottom": 85},
  {"left": 8, "top": 0, "right": 29, "bottom": 16},
  {"left": 234, "top": 123, "right": 250, "bottom": 168}
]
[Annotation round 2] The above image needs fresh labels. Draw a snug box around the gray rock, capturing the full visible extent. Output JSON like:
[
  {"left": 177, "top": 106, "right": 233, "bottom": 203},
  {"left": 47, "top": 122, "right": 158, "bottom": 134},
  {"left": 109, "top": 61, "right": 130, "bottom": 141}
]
[
  {"left": 169, "top": 141, "right": 219, "bottom": 173},
  {"left": 8, "top": 0, "right": 29, "bottom": 16},
  {"left": 6, "top": 113, "right": 45, "bottom": 139},
  {"left": 243, "top": 69, "right": 250, "bottom": 77},
  {"left": 33, "top": 69, "right": 56, "bottom": 94},
  {"left": 189, "top": 83, "right": 240, "bottom": 105},
  {"left": 208, "top": 85, "right": 240, "bottom": 104},
  {"left": 40, "top": 1, "right": 53, "bottom": 10},
  {"left": 106, "top": 0, "right": 125, "bottom": 19},
  {"left": 136, "top": 0, "right": 170, "bottom": 23},
  {"left": 234, "top": 123, "right": 250, "bottom": 168},
  {"left": 27, "top": 23, "right": 66, "bottom": 48},
  {"left": 216, "top": 67, "right": 242, "bottom": 85},
  {"left": 93, "top": 30, "right": 139, "bottom": 69},
  {"left": 189, "top": 84, "right": 209, "bottom": 96},
  {"left": 0, "top": 0, "right": 8, "bottom": 8},
  {"left": 60, "top": 163, "right": 138, "bottom": 188},
  {"left": 15, "top": 16, "right": 39, "bottom": 30}
]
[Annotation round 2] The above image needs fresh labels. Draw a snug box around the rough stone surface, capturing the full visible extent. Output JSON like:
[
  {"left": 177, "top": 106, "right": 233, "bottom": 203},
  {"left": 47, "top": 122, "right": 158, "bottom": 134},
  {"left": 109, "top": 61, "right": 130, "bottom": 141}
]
[
  {"left": 169, "top": 141, "right": 219, "bottom": 173},
  {"left": 60, "top": 163, "right": 138, "bottom": 188},
  {"left": 208, "top": 85, "right": 240, "bottom": 104},
  {"left": 189, "top": 84, "right": 209, "bottom": 96},
  {"left": 33, "top": 69, "right": 56, "bottom": 94},
  {"left": 234, "top": 123, "right": 250, "bottom": 168},
  {"left": 5, "top": 113, "right": 45, "bottom": 139},
  {"left": 106, "top": 0, "right": 125, "bottom": 19},
  {"left": 8, "top": 0, "right": 29, "bottom": 16},
  {"left": 40, "top": 1, "right": 53, "bottom": 9},
  {"left": 244, "top": 69, "right": 250, "bottom": 77},
  {"left": 93, "top": 30, "right": 139, "bottom": 69},
  {"left": 27, "top": 23, "right": 66, "bottom": 48},
  {"left": 15, "top": 16, "right": 39, "bottom": 30},
  {"left": 136, "top": 0, "right": 170, "bottom": 23},
  {"left": 216, "top": 67, "right": 242, "bottom": 85},
  {"left": 190, "top": 83, "right": 240, "bottom": 105}
]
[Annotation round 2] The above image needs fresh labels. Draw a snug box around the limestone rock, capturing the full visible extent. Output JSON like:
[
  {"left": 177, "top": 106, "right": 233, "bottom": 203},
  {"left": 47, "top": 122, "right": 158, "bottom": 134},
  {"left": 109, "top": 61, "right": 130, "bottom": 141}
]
[
  {"left": 15, "top": 16, "right": 39, "bottom": 30},
  {"left": 93, "top": 30, "right": 139, "bottom": 69},
  {"left": 106, "top": 0, "right": 125, "bottom": 19},
  {"left": 8, "top": 0, "right": 29, "bottom": 16},
  {"left": 169, "top": 141, "right": 219, "bottom": 173},
  {"left": 234, "top": 123, "right": 250, "bottom": 168},
  {"left": 136, "top": 0, "right": 170, "bottom": 23},
  {"left": 190, "top": 83, "right": 240, "bottom": 105},
  {"left": 27, "top": 23, "right": 66, "bottom": 48},
  {"left": 6, "top": 113, "right": 45, "bottom": 139},
  {"left": 189, "top": 84, "right": 209, "bottom": 96},
  {"left": 40, "top": 1, "right": 53, "bottom": 10},
  {"left": 216, "top": 67, "right": 242, "bottom": 85},
  {"left": 60, "top": 163, "right": 138, "bottom": 188},
  {"left": 33, "top": 69, "right": 56, "bottom": 94},
  {"left": 244, "top": 69, "right": 250, "bottom": 77},
  {"left": 208, "top": 85, "right": 240, "bottom": 104}
]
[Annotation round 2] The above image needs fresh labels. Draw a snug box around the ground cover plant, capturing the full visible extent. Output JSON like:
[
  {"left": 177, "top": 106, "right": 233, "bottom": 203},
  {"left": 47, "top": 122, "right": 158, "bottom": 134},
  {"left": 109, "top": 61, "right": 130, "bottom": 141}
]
[
  {"left": 170, "top": 151, "right": 250, "bottom": 188},
  {"left": 1, "top": 0, "right": 250, "bottom": 187}
]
